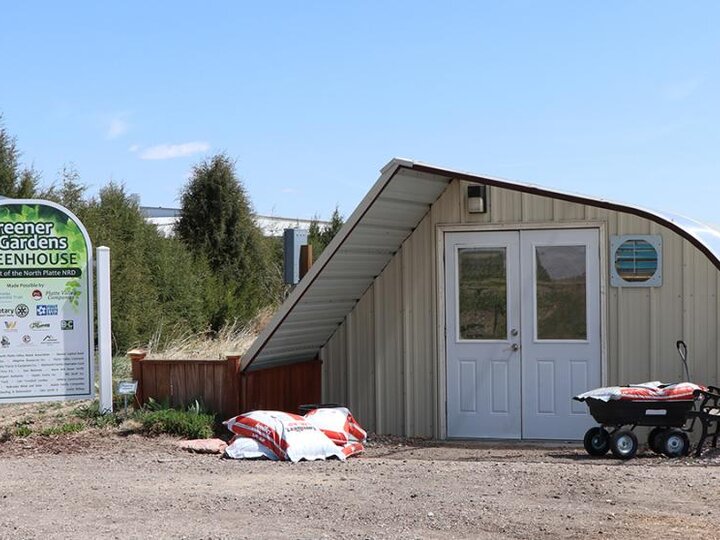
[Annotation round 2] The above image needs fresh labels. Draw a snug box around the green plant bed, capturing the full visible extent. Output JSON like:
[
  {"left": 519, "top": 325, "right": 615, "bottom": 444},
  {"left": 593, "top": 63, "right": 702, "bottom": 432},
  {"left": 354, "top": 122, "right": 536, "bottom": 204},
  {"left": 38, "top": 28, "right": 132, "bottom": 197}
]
[
  {"left": 134, "top": 401, "right": 216, "bottom": 439},
  {"left": 14, "top": 425, "right": 32, "bottom": 438},
  {"left": 74, "top": 401, "right": 123, "bottom": 428},
  {"left": 39, "top": 422, "right": 85, "bottom": 436}
]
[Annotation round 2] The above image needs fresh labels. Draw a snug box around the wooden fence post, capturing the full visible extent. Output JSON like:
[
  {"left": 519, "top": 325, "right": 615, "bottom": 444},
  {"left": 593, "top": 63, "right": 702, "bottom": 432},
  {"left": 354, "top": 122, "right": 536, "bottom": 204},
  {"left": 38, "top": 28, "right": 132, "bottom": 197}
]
[
  {"left": 128, "top": 349, "right": 147, "bottom": 408},
  {"left": 300, "top": 244, "right": 313, "bottom": 280}
]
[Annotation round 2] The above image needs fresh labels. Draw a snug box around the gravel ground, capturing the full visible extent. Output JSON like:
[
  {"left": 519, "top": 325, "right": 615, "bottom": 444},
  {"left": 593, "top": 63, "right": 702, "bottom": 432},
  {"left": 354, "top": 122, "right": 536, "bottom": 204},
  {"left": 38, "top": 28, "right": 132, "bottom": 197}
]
[{"left": 0, "top": 431, "right": 718, "bottom": 539}]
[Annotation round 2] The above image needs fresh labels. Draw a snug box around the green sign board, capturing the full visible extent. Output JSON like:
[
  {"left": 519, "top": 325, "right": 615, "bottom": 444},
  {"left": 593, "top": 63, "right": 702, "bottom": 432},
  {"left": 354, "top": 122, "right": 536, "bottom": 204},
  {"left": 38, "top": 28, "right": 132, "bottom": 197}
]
[{"left": 0, "top": 200, "right": 94, "bottom": 403}]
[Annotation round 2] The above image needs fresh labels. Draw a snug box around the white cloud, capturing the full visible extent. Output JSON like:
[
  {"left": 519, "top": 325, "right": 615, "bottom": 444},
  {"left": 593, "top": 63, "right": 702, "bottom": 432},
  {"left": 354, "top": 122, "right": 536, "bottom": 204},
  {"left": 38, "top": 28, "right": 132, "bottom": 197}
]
[
  {"left": 139, "top": 142, "right": 210, "bottom": 160},
  {"left": 106, "top": 115, "right": 129, "bottom": 139},
  {"left": 661, "top": 77, "right": 703, "bottom": 101},
  {"left": 128, "top": 144, "right": 140, "bottom": 153}
]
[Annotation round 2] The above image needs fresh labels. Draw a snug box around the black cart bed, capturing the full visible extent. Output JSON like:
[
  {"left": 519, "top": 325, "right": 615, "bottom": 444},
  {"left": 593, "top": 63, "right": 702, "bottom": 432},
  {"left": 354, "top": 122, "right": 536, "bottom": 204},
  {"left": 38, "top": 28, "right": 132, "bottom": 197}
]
[
  {"left": 583, "top": 398, "right": 694, "bottom": 428},
  {"left": 574, "top": 387, "right": 720, "bottom": 460}
]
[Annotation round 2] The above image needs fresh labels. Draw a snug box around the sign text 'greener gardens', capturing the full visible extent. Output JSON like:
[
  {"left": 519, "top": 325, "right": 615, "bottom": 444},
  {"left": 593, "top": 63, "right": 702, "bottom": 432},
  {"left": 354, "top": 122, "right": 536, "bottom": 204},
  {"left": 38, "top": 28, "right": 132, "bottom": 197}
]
[
  {"left": 0, "top": 201, "right": 94, "bottom": 403},
  {"left": 0, "top": 221, "right": 82, "bottom": 278}
]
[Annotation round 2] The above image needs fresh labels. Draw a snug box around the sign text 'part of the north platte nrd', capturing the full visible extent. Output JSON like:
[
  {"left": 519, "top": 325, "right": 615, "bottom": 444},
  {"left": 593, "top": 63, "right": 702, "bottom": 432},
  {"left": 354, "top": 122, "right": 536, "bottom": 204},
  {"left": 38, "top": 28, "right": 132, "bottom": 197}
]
[{"left": 0, "top": 201, "right": 94, "bottom": 403}]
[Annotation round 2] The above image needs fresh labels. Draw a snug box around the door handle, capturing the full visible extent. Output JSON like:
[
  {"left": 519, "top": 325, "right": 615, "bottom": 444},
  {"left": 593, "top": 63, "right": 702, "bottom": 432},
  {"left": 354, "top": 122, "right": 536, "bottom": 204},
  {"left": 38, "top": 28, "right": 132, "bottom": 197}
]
[{"left": 510, "top": 343, "right": 520, "bottom": 352}]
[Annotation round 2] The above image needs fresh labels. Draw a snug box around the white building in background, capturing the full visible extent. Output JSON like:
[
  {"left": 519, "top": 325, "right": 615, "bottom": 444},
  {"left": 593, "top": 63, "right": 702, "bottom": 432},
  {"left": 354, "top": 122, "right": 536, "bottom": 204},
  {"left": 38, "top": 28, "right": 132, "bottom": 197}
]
[{"left": 140, "top": 206, "right": 327, "bottom": 238}]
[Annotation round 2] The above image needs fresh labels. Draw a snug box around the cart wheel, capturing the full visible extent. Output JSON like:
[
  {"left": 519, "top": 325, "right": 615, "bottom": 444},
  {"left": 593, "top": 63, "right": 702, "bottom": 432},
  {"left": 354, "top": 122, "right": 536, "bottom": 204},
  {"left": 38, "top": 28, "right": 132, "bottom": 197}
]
[
  {"left": 610, "top": 430, "right": 638, "bottom": 460},
  {"left": 583, "top": 427, "right": 610, "bottom": 456},
  {"left": 661, "top": 429, "right": 690, "bottom": 458},
  {"left": 648, "top": 427, "right": 667, "bottom": 454}
]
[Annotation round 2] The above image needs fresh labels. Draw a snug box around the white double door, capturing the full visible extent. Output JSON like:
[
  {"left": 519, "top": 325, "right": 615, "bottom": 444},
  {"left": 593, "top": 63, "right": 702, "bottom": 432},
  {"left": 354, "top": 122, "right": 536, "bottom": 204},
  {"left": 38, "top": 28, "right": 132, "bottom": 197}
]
[{"left": 445, "top": 229, "right": 601, "bottom": 440}]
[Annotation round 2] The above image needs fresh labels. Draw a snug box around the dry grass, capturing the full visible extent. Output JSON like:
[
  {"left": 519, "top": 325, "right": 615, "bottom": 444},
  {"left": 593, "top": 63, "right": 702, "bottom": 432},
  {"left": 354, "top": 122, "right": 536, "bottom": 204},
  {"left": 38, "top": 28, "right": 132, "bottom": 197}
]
[
  {"left": 143, "top": 307, "right": 275, "bottom": 360},
  {"left": 0, "top": 400, "right": 84, "bottom": 433}
]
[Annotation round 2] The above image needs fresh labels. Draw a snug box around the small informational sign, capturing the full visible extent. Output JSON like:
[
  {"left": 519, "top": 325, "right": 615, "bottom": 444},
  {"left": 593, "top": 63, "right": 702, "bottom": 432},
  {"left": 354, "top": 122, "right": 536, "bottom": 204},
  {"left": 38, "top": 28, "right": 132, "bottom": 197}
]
[
  {"left": 117, "top": 380, "right": 138, "bottom": 395},
  {"left": 0, "top": 200, "right": 94, "bottom": 403}
]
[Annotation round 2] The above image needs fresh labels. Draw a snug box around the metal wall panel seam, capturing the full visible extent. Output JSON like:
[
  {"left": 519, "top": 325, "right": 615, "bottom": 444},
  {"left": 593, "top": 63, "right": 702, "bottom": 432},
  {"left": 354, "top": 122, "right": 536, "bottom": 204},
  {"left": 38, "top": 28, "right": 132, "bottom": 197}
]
[
  {"left": 682, "top": 242, "right": 691, "bottom": 381},
  {"left": 402, "top": 237, "right": 412, "bottom": 436},
  {"left": 373, "top": 279, "right": 383, "bottom": 434}
]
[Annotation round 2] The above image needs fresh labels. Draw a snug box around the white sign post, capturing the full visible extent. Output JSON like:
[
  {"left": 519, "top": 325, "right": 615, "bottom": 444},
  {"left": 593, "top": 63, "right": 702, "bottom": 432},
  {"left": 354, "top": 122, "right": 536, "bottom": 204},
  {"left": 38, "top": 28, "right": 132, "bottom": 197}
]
[
  {"left": 0, "top": 200, "right": 94, "bottom": 403},
  {"left": 97, "top": 246, "right": 112, "bottom": 413}
]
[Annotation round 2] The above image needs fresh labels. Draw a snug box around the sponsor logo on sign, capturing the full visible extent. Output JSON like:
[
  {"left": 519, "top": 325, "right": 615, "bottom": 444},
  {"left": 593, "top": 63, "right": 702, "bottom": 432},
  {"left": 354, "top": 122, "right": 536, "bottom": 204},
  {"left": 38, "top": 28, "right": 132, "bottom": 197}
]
[
  {"left": 42, "top": 335, "right": 59, "bottom": 344},
  {"left": 15, "top": 304, "right": 29, "bottom": 318},
  {"left": 30, "top": 321, "right": 51, "bottom": 331},
  {"left": 4, "top": 321, "right": 17, "bottom": 330},
  {"left": 1, "top": 336, "right": 9, "bottom": 348},
  {"left": 61, "top": 320, "right": 74, "bottom": 331},
  {"left": 46, "top": 291, "right": 75, "bottom": 301},
  {"left": 22, "top": 334, "right": 31, "bottom": 344},
  {"left": 0, "top": 308, "right": 14, "bottom": 318},
  {"left": 31, "top": 289, "right": 43, "bottom": 300},
  {"left": 36, "top": 305, "right": 58, "bottom": 316}
]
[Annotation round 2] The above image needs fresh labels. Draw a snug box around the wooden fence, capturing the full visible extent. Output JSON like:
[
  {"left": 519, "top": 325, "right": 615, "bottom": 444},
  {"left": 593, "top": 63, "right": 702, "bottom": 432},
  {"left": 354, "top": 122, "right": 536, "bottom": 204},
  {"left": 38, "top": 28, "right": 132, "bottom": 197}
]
[
  {"left": 240, "top": 360, "right": 322, "bottom": 413},
  {"left": 129, "top": 351, "right": 321, "bottom": 419}
]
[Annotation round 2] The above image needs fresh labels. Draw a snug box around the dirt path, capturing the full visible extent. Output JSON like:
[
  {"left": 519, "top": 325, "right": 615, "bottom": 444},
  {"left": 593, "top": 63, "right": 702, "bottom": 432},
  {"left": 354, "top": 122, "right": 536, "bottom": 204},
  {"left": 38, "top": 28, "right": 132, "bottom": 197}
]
[{"left": 0, "top": 432, "right": 718, "bottom": 539}]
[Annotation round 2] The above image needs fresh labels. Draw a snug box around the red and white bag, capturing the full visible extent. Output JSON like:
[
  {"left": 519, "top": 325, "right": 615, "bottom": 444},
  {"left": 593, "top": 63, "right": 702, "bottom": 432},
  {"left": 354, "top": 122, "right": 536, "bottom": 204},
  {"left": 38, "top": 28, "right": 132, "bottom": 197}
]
[
  {"left": 224, "top": 436, "right": 278, "bottom": 460},
  {"left": 224, "top": 410, "right": 345, "bottom": 463},
  {"left": 576, "top": 381, "right": 706, "bottom": 402},
  {"left": 303, "top": 407, "right": 367, "bottom": 446},
  {"left": 340, "top": 441, "right": 365, "bottom": 458}
]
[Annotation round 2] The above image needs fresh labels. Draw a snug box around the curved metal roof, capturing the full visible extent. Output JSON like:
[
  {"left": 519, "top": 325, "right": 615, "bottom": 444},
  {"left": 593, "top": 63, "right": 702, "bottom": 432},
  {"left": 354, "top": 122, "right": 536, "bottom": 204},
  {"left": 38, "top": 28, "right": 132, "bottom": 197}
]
[{"left": 242, "top": 158, "right": 720, "bottom": 371}]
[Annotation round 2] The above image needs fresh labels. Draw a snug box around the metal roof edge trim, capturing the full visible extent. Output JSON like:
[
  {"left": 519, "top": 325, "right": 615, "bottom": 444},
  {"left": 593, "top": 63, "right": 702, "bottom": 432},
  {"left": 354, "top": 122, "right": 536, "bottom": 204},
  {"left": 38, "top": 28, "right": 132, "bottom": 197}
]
[
  {"left": 241, "top": 159, "right": 409, "bottom": 370},
  {"left": 409, "top": 162, "right": 720, "bottom": 272}
]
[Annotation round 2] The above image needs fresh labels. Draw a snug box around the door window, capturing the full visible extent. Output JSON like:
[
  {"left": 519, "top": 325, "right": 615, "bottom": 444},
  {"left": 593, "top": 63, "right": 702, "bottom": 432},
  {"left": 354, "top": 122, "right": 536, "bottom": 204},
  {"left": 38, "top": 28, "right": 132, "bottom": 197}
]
[
  {"left": 457, "top": 248, "right": 507, "bottom": 340},
  {"left": 535, "top": 245, "right": 587, "bottom": 340}
]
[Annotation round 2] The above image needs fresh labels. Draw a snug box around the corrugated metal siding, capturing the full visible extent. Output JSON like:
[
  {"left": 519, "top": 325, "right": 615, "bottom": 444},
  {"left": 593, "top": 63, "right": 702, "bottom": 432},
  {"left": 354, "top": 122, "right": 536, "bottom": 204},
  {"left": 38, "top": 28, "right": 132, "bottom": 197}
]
[
  {"left": 322, "top": 180, "right": 720, "bottom": 438},
  {"left": 345, "top": 291, "right": 376, "bottom": 427},
  {"left": 374, "top": 254, "right": 404, "bottom": 434},
  {"left": 401, "top": 211, "right": 437, "bottom": 437},
  {"left": 320, "top": 320, "right": 347, "bottom": 405}
]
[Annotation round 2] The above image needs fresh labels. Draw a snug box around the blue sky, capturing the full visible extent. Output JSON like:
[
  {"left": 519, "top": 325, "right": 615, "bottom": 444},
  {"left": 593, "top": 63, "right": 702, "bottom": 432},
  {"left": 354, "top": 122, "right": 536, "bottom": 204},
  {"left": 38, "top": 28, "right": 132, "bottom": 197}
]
[{"left": 1, "top": 2, "right": 718, "bottom": 222}]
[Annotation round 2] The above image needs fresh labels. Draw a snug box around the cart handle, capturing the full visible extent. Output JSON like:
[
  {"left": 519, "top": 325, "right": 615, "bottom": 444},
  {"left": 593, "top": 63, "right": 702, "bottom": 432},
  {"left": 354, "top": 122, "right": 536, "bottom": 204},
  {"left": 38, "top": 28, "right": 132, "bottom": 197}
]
[{"left": 676, "top": 340, "right": 691, "bottom": 382}]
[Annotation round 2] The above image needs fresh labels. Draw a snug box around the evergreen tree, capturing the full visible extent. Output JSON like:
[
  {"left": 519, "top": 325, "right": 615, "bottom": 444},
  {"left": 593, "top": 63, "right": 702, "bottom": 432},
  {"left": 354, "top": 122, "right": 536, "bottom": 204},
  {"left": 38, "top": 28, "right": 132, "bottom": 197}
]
[
  {"left": 81, "top": 182, "right": 217, "bottom": 352},
  {"left": 320, "top": 207, "right": 344, "bottom": 249},
  {"left": 308, "top": 206, "right": 344, "bottom": 259},
  {"left": 57, "top": 164, "right": 87, "bottom": 214},
  {"left": 0, "top": 115, "right": 39, "bottom": 198},
  {"left": 81, "top": 183, "right": 163, "bottom": 351},
  {"left": 307, "top": 217, "right": 323, "bottom": 258},
  {"left": 177, "top": 154, "right": 278, "bottom": 327},
  {"left": 43, "top": 164, "right": 88, "bottom": 213}
]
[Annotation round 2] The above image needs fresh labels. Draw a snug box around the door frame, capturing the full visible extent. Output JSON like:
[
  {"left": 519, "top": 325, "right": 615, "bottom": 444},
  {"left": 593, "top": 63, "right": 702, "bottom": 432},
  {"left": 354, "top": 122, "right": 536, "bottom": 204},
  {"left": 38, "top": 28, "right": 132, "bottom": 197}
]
[{"left": 435, "top": 221, "right": 608, "bottom": 440}]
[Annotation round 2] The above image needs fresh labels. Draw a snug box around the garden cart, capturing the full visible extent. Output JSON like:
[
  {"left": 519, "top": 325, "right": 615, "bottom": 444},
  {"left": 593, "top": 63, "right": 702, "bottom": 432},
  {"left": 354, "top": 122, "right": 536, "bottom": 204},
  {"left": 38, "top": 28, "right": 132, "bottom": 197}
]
[{"left": 574, "top": 341, "right": 720, "bottom": 460}]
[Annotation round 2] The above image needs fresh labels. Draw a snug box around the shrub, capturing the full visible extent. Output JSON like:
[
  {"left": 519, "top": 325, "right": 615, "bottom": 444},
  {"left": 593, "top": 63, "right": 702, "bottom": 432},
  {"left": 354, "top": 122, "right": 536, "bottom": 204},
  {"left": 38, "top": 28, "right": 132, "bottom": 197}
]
[{"left": 134, "top": 401, "right": 215, "bottom": 439}]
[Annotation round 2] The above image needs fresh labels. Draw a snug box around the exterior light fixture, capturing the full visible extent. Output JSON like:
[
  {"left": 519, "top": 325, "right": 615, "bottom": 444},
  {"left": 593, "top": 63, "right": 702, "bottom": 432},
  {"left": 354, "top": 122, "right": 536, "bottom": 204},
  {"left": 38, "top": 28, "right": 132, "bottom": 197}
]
[{"left": 467, "top": 184, "right": 488, "bottom": 214}]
